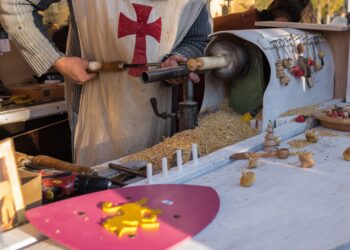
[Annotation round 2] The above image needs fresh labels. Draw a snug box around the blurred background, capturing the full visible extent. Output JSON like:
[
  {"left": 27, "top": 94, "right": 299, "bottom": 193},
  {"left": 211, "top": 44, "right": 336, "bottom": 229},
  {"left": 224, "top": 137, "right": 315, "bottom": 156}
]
[
  {"left": 39, "top": 0, "right": 350, "bottom": 29},
  {"left": 209, "top": 0, "right": 350, "bottom": 25}
]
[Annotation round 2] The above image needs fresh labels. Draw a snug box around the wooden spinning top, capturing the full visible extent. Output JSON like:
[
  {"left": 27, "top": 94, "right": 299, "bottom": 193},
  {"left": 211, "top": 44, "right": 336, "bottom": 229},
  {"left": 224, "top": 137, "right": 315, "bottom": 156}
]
[{"left": 263, "top": 122, "right": 277, "bottom": 152}]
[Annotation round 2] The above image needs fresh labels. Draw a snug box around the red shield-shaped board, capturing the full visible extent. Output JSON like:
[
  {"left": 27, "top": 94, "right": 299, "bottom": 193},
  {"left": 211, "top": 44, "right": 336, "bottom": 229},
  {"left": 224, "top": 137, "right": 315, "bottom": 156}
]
[{"left": 26, "top": 184, "right": 220, "bottom": 250}]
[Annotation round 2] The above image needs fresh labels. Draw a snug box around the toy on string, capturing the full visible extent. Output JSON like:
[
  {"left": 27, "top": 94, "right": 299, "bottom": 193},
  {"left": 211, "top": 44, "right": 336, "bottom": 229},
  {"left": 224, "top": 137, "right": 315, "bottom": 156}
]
[
  {"left": 289, "top": 34, "right": 306, "bottom": 78},
  {"left": 279, "top": 39, "right": 293, "bottom": 70},
  {"left": 312, "top": 36, "right": 323, "bottom": 72},
  {"left": 263, "top": 121, "right": 278, "bottom": 152},
  {"left": 315, "top": 36, "right": 325, "bottom": 67},
  {"left": 304, "top": 34, "right": 315, "bottom": 88},
  {"left": 272, "top": 41, "right": 290, "bottom": 86}
]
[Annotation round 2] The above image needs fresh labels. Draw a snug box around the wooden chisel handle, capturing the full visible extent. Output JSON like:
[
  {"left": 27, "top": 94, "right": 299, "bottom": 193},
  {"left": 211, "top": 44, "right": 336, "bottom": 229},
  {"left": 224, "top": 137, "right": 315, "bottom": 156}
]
[
  {"left": 31, "top": 155, "right": 96, "bottom": 175},
  {"left": 87, "top": 61, "right": 125, "bottom": 73}
]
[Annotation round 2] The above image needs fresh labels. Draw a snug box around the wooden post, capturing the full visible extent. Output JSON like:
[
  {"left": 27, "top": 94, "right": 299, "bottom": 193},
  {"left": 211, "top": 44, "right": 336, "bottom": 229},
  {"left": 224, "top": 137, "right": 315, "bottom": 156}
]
[{"left": 0, "top": 138, "right": 26, "bottom": 231}]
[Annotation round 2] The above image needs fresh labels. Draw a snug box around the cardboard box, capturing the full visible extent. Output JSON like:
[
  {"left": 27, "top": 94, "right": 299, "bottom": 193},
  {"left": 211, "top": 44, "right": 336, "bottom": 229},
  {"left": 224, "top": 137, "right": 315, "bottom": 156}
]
[
  {"left": 19, "top": 169, "right": 42, "bottom": 209},
  {"left": 10, "top": 83, "right": 65, "bottom": 104}
]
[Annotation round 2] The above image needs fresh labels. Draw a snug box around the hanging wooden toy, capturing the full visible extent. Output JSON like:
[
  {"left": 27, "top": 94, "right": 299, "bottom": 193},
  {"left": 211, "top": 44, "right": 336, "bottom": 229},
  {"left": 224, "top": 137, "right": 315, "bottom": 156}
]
[
  {"left": 304, "top": 34, "right": 315, "bottom": 88},
  {"left": 315, "top": 36, "right": 325, "bottom": 66},
  {"left": 290, "top": 34, "right": 305, "bottom": 78},
  {"left": 313, "top": 36, "right": 323, "bottom": 72},
  {"left": 273, "top": 41, "right": 289, "bottom": 86}
]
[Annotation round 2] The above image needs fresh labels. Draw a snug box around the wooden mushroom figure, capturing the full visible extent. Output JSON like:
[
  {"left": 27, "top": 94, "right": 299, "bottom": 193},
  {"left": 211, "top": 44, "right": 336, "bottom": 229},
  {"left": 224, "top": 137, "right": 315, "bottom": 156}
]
[
  {"left": 248, "top": 156, "right": 258, "bottom": 169},
  {"left": 240, "top": 172, "right": 256, "bottom": 187},
  {"left": 299, "top": 152, "right": 315, "bottom": 168},
  {"left": 343, "top": 147, "right": 350, "bottom": 161}
]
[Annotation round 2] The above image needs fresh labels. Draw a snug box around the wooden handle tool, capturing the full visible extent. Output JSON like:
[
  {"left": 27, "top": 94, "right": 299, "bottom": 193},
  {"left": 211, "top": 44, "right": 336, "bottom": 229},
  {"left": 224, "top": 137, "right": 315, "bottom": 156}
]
[{"left": 31, "top": 155, "right": 96, "bottom": 175}]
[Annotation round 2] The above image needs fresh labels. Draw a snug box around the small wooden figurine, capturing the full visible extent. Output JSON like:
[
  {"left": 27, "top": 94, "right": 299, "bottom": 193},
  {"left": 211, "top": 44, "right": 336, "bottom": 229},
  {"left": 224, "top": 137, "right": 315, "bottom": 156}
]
[
  {"left": 305, "top": 129, "right": 319, "bottom": 143},
  {"left": 299, "top": 152, "right": 315, "bottom": 168},
  {"left": 263, "top": 122, "right": 277, "bottom": 152},
  {"left": 343, "top": 147, "right": 350, "bottom": 161},
  {"left": 240, "top": 172, "right": 256, "bottom": 187}
]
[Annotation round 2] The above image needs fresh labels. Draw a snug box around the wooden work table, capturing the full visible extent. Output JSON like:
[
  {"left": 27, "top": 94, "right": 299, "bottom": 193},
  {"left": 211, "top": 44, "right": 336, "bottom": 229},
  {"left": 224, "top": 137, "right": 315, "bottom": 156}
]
[
  {"left": 0, "top": 101, "right": 66, "bottom": 126},
  {"left": 3, "top": 117, "right": 350, "bottom": 249}
]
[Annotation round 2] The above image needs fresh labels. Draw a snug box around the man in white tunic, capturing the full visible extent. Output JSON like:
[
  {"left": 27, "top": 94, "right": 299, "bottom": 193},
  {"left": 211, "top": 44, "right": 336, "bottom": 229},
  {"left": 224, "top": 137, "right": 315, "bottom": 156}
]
[{"left": 0, "top": 0, "right": 212, "bottom": 166}]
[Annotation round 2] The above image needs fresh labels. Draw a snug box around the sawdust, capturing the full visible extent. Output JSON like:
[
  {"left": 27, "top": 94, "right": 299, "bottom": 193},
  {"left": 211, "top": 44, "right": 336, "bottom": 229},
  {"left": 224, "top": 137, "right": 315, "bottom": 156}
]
[
  {"left": 287, "top": 139, "right": 311, "bottom": 149},
  {"left": 319, "top": 131, "right": 339, "bottom": 137},
  {"left": 289, "top": 150, "right": 312, "bottom": 157},
  {"left": 280, "top": 103, "right": 321, "bottom": 117},
  {"left": 122, "top": 102, "right": 258, "bottom": 169}
]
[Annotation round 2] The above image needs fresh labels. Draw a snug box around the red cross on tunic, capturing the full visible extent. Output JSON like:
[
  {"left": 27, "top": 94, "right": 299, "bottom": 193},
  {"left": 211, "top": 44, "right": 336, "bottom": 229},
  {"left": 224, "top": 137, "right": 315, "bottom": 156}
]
[{"left": 118, "top": 4, "right": 162, "bottom": 77}]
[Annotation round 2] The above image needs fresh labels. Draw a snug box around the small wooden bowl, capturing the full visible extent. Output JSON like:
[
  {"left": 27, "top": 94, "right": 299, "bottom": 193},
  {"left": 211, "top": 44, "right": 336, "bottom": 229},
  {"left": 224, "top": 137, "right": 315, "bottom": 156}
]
[
  {"left": 313, "top": 109, "right": 350, "bottom": 132},
  {"left": 276, "top": 148, "right": 290, "bottom": 159}
]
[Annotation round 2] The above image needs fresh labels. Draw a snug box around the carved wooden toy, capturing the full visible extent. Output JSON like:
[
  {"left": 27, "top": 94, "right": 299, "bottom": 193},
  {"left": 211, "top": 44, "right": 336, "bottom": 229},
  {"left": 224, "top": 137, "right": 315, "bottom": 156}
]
[{"left": 263, "top": 122, "right": 277, "bottom": 152}]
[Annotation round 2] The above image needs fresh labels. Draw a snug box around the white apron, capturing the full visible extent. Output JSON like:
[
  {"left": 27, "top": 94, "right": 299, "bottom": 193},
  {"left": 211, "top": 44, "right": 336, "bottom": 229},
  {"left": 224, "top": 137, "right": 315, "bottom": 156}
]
[{"left": 71, "top": 0, "right": 205, "bottom": 166}]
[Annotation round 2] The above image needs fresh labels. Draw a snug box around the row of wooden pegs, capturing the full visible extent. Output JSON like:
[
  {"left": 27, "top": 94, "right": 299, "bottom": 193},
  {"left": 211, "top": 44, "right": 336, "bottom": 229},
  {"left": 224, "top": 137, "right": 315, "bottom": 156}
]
[{"left": 146, "top": 144, "right": 199, "bottom": 184}]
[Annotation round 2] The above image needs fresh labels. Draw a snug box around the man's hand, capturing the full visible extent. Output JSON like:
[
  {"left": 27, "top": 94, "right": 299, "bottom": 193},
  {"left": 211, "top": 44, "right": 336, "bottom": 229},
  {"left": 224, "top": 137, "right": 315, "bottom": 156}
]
[
  {"left": 53, "top": 56, "right": 97, "bottom": 84},
  {"left": 161, "top": 55, "right": 200, "bottom": 84}
]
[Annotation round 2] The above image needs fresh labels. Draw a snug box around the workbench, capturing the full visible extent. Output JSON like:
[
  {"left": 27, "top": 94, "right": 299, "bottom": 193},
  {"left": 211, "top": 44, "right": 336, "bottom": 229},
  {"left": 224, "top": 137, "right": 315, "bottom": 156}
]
[
  {"left": 3, "top": 117, "right": 350, "bottom": 250},
  {"left": 0, "top": 101, "right": 66, "bottom": 126}
]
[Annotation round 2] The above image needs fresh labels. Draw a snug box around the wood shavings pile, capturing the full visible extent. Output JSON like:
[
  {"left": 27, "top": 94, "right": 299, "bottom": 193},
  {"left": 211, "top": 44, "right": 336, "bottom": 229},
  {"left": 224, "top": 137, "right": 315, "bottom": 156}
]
[
  {"left": 319, "top": 131, "right": 339, "bottom": 137},
  {"left": 281, "top": 103, "right": 321, "bottom": 117},
  {"left": 122, "top": 103, "right": 258, "bottom": 169},
  {"left": 288, "top": 139, "right": 311, "bottom": 149}
]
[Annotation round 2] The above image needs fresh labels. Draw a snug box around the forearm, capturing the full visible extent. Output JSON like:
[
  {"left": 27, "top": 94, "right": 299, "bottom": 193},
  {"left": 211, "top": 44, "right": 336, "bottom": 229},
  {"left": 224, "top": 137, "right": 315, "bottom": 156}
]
[
  {"left": 171, "top": 5, "right": 212, "bottom": 59},
  {"left": 0, "top": 0, "right": 63, "bottom": 76}
]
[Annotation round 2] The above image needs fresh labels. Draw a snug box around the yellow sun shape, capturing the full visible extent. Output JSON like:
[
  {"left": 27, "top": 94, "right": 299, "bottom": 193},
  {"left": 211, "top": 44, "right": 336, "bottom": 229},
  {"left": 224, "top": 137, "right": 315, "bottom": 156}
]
[{"left": 101, "top": 198, "right": 161, "bottom": 237}]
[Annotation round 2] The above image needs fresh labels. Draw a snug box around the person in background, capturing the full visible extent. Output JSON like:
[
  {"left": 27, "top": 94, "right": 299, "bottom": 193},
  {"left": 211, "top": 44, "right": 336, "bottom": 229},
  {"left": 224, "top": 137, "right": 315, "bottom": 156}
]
[
  {"left": 214, "top": 0, "right": 315, "bottom": 32},
  {"left": 0, "top": 1, "right": 212, "bottom": 166}
]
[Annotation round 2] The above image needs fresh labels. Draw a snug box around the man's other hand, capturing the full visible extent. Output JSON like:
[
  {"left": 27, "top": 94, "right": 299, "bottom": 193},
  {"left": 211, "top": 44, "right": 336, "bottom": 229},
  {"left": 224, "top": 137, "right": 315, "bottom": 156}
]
[{"left": 161, "top": 55, "right": 200, "bottom": 84}]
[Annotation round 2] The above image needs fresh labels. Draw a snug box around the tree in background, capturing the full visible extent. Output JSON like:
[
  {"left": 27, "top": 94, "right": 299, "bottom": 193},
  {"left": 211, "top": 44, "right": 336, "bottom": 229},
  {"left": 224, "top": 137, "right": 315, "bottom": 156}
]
[
  {"left": 326, "top": 0, "right": 345, "bottom": 23},
  {"left": 308, "top": 0, "right": 344, "bottom": 23},
  {"left": 255, "top": 0, "right": 272, "bottom": 10}
]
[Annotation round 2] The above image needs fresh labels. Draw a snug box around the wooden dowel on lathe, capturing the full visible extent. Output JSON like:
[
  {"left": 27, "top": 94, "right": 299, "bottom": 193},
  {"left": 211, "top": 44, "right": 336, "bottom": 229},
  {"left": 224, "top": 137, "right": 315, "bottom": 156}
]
[{"left": 187, "top": 56, "right": 228, "bottom": 71}]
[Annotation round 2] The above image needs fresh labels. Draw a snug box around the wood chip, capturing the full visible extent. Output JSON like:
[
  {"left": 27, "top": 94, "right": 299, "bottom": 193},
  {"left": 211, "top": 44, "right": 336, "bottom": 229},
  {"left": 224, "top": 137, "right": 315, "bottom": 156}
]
[
  {"left": 281, "top": 103, "right": 321, "bottom": 117},
  {"left": 318, "top": 131, "right": 339, "bottom": 137},
  {"left": 288, "top": 139, "right": 311, "bottom": 149},
  {"left": 289, "top": 150, "right": 312, "bottom": 156}
]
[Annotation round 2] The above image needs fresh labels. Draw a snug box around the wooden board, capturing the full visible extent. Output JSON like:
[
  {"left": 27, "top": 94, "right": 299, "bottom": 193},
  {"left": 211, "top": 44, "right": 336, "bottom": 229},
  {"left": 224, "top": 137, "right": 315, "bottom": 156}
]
[
  {"left": 0, "top": 138, "right": 26, "bottom": 232},
  {"left": 255, "top": 21, "right": 350, "bottom": 31},
  {"left": 26, "top": 184, "right": 220, "bottom": 250}
]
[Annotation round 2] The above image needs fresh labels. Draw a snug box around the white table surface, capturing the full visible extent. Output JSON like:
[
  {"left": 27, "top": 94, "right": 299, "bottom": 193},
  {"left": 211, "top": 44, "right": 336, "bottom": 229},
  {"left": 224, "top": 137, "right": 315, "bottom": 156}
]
[{"left": 3, "top": 126, "right": 350, "bottom": 250}]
